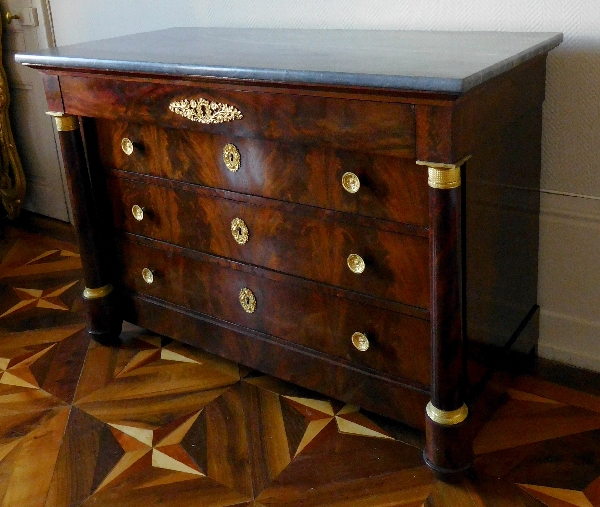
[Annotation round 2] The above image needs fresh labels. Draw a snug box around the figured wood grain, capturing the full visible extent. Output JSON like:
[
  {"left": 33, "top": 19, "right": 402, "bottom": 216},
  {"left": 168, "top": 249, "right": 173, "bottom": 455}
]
[
  {"left": 116, "top": 235, "right": 431, "bottom": 386},
  {"left": 123, "top": 293, "right": 431, "bottom": 429},
  {"left": 106, "top": 172, "right": 430, "bottom": 309},
  {"left": 204, "top": 386, "right": 253, "bottom": 497},
  {"left": 95, "top": 120, "right": 428, "bottom": 227},
  {"left": 61, "top": 75, "right": 416, "bottom": 156}
]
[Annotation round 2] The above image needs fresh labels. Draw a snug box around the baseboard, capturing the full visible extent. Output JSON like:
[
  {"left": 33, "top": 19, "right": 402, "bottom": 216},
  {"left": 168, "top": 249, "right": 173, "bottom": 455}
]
[
  {"left": 538, "top": 192, "right": 600, "bottom": 373},
  {"left": 538, "top": 309, "right": 600, "bottom": 372}
]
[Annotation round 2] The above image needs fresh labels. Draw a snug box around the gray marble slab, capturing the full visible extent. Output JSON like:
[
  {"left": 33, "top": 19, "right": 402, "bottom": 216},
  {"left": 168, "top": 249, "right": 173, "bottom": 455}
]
[{"left": 15, "top": 28, "right": 562, "bottom": 93}]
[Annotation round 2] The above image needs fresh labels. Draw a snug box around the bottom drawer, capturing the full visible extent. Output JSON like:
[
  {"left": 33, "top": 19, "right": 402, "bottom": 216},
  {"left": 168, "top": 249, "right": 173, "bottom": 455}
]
[
  {"left": 116, "top": 235, "right": 431, "bottom": 387},
  {"left": 124, "top": 292, "right": 430, "bottom": 430}
]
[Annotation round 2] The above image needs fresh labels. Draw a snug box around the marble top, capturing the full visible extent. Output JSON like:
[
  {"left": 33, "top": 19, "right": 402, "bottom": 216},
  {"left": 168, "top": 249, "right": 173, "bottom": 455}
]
[{"left": 15, "top": 28, "right": 563, "bottom": 93}]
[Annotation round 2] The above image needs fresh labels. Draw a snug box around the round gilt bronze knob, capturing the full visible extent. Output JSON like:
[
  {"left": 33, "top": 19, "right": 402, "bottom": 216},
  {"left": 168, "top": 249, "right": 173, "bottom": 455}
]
[
  {"left": 231, "top": 217, "right": 249, "bottom": 245},
  {"left": 239, "top": 287, "right": 256, "bottom": 313},
  {"left": 121, "top": 137, "right": 134, "bottom": 156},
  {"left": 142, "top": 268, "right": 155, "bottom": 284},
  {"left": 351, "top": 332, "right": 369, "bottom": 352},
  {"left": 5, "top": 12, "right": 20, "bottom": 24},
  {"left": 223, "top": 143, "right": 241, "bottom": 172},
  {"left": 347, "top": 253, "right": 365, "bottom": 274},
  {"left": 342, "top": 172, "right": 360, "bottom": 193},
  {"left": 131, "top": 205, "right": 145, "bottom": 221}
]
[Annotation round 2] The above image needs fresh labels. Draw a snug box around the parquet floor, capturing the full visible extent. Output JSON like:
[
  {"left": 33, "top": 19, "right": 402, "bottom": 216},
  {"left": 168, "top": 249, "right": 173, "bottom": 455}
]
[{"left": 1, "top": 220, "right": 599, "bottom": 507}]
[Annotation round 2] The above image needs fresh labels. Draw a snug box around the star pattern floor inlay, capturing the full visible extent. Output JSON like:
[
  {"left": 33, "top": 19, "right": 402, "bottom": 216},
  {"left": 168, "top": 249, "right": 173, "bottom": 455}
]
[{"left": 1, "top": 224, "right": 600, "bottom": 506}]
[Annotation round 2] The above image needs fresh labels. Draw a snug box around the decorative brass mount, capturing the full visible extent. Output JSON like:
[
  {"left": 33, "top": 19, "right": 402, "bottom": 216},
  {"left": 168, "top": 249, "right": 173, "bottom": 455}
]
[
  {"left": 83, "top": 284, "right": 113, "bottom": 300},
  {"left": 416, "top": 155, "right": 471, "bottom": 190},
  {"left": 347, "top": 253, "right": 365, "bottom": 274},
  {"left": 223, "top": 143, "right": 241, "bottom": 171},
  {"left": 169, "top": 97, "right": 243, "bottom": 124},
  {"left": 46, "top": 112, "right": 79, "bottom": 132},
  {"left": 239, "top": 287, "right": 256, "bottom": 313},
  {"left": 426, "top": 402, "right": 469, "bottom": 426},
  {"left": 351, "top": 332, "right": 369, "bottom": 352},
  {"left": 341, "top": 172, "right": 360, "bottom": 193},
  {"left": 231, "top": 217, "right": 249, "bottom": 245}
]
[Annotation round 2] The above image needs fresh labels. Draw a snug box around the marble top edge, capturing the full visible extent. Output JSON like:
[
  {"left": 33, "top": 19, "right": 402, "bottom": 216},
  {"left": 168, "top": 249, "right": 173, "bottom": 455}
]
[{"left": 15, "top": 28, "right": 563, "bottom": 93}]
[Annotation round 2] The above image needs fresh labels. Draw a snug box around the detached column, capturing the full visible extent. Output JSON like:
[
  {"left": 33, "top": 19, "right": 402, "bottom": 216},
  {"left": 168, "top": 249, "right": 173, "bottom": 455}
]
[
  {"left": 417, "top": 157, "right": 472, "bottom": 475},
  {"left": 48, "top": 112, "right": 122, "bottom": 343}
]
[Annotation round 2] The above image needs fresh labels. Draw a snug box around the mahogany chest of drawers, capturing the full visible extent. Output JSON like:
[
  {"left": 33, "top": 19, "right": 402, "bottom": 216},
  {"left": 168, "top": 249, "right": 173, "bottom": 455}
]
[{"left": 17, "top": 28, "right": 562, "bottom": 474}]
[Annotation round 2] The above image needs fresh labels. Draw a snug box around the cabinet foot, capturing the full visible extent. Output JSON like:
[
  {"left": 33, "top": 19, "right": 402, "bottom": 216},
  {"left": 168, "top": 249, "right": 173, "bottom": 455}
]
[
  {"left": 83, "top": 286, "right": 123, "bottom": 345},
  {"left": 424, "top": 407, "right": 473, "bottom": 476}
]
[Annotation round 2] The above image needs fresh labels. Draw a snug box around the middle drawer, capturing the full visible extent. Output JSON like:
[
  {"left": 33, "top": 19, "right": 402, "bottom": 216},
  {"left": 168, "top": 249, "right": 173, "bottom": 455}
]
[{"left": 106, "top": 172, "right": 430, "bottom": 309}]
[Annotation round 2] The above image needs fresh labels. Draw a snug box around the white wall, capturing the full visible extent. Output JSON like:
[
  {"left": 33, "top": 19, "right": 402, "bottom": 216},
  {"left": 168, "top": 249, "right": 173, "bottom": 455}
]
[{"left": 48, "top": 0, "right": 600, "bottom": 372}]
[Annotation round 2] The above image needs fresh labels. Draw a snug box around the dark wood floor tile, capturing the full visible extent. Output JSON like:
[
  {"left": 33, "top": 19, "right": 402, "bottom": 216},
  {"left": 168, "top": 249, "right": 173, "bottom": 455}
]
[
  {"left": 45, "top": 406, "right": 125, "bottom": 507},
  {"left": 39, "top": 327, "right": 90, "bottom": 404},
  {"left": 476, "top": 429, "right": 600, "bottom": 492},
  {"left": 271, "top": 421, "right": 424, "bottom": 487},
  {"left": 0, "top": 324, "right": 86, "bottom": 400},
  {"left": 473, "top": 398, "right": 600, "bottom": 455},
  {"left": 204, "top": 384, "right": 253, "bottom": 498},
  {"left": 249, "top": 383, "right": 292, "bottom": 490},
  {"left": 425, "top": 475, "right": 549, "bottom": 507},
  {"left": 80, "top": 478, "right": 252, "bottom": 507},
  {"left": 257, "top": 466, "right": 433, "bottom": 506},
  {"left": 509, "top": 376, "right": 600, "bottom": 414},
  {"left": 245, "top": 375, "right": 427, "bottom": 504},
  {"left": 584, "top": 476, "right": 600, "bottom": 506},
  {"left": 240, "top": 380, "right": 273, "bottom": 498}
]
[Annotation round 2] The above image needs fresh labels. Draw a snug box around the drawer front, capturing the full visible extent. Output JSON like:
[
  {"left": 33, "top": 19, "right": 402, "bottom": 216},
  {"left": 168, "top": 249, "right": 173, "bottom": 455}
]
[
  {"left": 97, "top": 121, "right": 429, "bottom": 228},
  {"left": 63, "top": 75, "right": 415, "bottom": 156},
  {"left": 107, "top": 173, "right": 430, "bottom": 309},
  {"left": 117, "top": 235, "right": 431, "bottom": 386}
]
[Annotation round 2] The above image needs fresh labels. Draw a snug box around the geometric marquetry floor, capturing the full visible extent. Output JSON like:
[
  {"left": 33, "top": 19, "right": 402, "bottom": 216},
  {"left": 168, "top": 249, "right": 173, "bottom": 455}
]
[{"left": 1, "top": 222, "right": 600, "bottom": 507}]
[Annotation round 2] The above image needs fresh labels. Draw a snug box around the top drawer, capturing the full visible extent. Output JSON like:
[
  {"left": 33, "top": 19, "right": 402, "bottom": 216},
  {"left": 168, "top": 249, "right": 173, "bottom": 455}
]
[
  {"left": 61, "top": 75, "right": 415, "bottom": 156},
  {"left": 96, "top": 120, "right": 429, "bottom": 228}
]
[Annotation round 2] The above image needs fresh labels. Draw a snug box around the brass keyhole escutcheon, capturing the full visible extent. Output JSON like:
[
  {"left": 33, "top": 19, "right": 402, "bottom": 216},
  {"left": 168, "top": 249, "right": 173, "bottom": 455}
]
[
  {"left": 231, "top": 217, "right": 249, "bottom": 245},
  {"left": 132, "top": 205, "right": 145, "bottom": 221},
  {"left": 342, "top": 172, "right": 360, "bottom": 193},
  {"left": 223, "top": 143, "right": 241, "bottom": 172},
  {"left": 239, "top": 287, "right": 256, "bottom": 313},
  {"left": 347, "top": 253, "right": 365, "bottom": 274},
  {"left": 351, "top": 332, "right": 369, "bottom": 352},
  {"left": 142, "top": 268, "right": 155, "bottom": 284},
  {"left": 121, "top": 137, "right": 134, "bottom": 156}
]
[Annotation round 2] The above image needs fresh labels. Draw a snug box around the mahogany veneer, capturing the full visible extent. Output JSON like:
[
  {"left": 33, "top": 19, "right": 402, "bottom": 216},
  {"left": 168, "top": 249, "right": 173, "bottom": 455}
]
[{"left": 17, "top": 28, "right": 562, "bottom": 474}]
